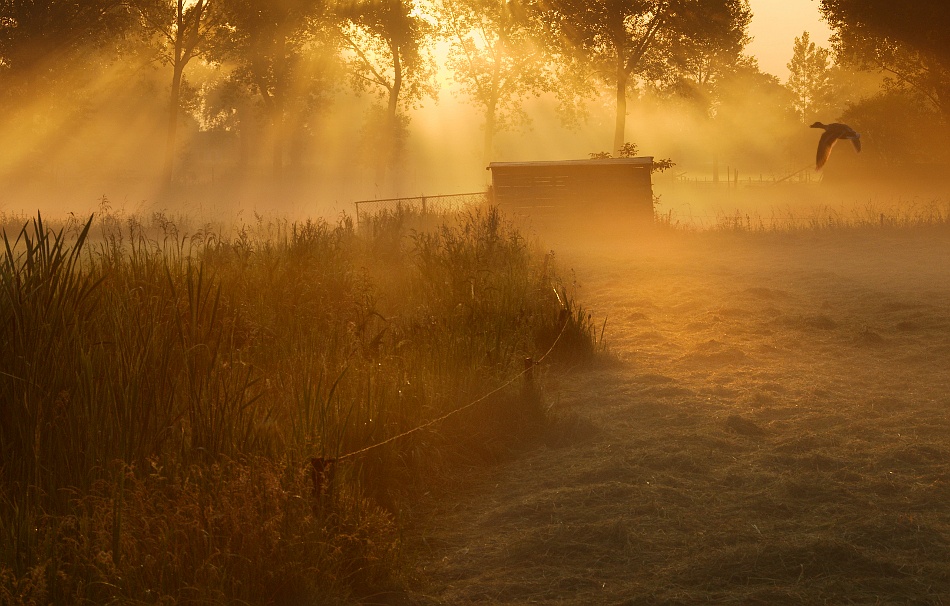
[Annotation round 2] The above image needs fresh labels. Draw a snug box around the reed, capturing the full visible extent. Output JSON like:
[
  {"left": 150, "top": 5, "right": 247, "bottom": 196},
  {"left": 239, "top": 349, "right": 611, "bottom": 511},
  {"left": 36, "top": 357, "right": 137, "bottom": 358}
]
[{"left": 0, "top": 205, "right": 594, "bottom": 604}]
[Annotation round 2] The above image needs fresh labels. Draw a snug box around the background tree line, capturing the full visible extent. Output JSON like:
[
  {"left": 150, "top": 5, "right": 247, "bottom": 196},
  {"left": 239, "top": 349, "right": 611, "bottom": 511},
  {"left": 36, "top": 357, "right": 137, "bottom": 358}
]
[{"left": 0, "top": 0, "right": 947, "bottom": 200}]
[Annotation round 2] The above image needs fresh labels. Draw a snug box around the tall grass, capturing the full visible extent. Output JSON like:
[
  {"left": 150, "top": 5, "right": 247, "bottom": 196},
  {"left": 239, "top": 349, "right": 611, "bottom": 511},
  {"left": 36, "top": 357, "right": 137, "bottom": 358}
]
[
  {"left": 0, "top": 205, "right": 595, "bottom": 604},
  {"left": 653, "top": 200, "right": 950, "bottom": 233}
]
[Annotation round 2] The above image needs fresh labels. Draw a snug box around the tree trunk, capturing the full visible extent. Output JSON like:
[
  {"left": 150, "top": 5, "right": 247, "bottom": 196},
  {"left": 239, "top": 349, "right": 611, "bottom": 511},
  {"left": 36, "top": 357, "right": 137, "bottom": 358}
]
[
  {"left": 483, "top": 56, "right": 501, "bottom": 167},
  {"left": 163, "top": 2, "right": 187, "bottom": 186},
  {"left": 483, "top": 100, "right": 497, "bottom": 168},
  {"left": 380, "top": 37, "right": 403, "bottom": 193},
  {"left": 162, "top": 61, "right": 184, "bottom": 186},
  {"left": 272, "top": 106, "right": 284, "bottom": 178},
  {"left": 613, "top": 63, "right": 628, "bottom": 155}
]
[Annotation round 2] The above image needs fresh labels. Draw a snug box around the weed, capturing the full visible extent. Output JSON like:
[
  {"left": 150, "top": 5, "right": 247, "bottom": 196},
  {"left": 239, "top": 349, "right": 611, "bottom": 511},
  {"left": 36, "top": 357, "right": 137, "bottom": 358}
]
[{"left": 0, "top": 205, "right": 595, "bottom": 603}]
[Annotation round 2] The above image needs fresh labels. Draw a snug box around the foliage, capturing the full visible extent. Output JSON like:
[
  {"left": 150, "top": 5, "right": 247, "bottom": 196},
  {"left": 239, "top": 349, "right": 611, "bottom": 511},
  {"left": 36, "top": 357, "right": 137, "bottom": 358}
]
[
  {"left": 540, "top": 0, "right": 754, "bottom": 154},
  {"left": 336, "top": 0, "right": 438, "bottom": 181},
  {"left": 663, "top": 0, "right": 753, "bottom": 117},
  {"left": 338, "top": 0, "right": 437, "bottom": 110},
  {"left": 128, "top": 0, "right": 222, "bottom": 183},
  {"left": 0, "top": 207, "right": 594, "bottom": 602},
  {"left": 589, "top": 142, "right": 676, "bottom": 173},
  {"left": 539, "top": 0, "right": 676, "bottom": 154},
  {"left": 0, "top": 1, "right": 136, "bottom": 87},
  {"left": 714, "top": 59, "right": 797, "bottom": 135},
  {"left": 210, "top": 0, "right": 340, "bottom": 173},
  {"left": 2, "top": 0, "right": 928, "bottom": 190},
  {"left": 439, "top": 0, "right": 554, "bottom": 162},
  {"left": 820, "top": 0, "right": 950, "bottom": 121},
  {"left": 838, "top": 90, "right": 950, "bottom": 166}
]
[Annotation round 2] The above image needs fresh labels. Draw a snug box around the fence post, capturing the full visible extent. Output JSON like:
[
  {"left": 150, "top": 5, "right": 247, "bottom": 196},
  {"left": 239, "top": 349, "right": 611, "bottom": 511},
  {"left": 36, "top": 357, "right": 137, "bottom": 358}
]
[{"left": 522, "top": 356, "right": 541, "bottom": 406}]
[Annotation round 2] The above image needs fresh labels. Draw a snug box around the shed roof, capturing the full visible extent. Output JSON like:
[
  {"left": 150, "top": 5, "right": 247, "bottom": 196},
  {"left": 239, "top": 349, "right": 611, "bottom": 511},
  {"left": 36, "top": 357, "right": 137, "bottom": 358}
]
[{"left": 487, "top": 157, "right": 653, "bottom": 170}]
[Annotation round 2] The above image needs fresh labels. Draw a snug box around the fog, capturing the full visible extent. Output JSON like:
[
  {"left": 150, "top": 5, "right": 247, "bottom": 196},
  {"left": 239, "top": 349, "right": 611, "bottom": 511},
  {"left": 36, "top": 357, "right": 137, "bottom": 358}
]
[{"left": 1, "top": 48, "right": 948, "bottom": 227}]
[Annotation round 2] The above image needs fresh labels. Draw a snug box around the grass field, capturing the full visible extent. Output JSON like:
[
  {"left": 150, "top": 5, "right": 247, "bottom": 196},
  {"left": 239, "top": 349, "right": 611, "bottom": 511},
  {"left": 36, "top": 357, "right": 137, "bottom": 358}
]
[
  {"left": 4, "top": 200, "right": 950, "bottom": 604},
  {"left": 408, "top": 215, "right": 950, "bottom": 604}
]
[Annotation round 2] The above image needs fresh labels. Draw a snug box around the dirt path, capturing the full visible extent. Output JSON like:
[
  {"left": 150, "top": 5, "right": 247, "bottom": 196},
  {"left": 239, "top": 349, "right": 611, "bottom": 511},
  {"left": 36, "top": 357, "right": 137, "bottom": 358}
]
[{"left": 407, "top": 228, "right": 950, "bottom": 604}]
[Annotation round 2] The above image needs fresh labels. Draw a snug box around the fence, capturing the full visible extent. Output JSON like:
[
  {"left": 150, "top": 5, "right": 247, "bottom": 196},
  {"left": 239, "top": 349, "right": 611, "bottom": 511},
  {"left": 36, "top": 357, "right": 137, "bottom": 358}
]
[
  {"left": 668, "top": 165, "right": 819, "bottom": 188},
  {"left": 353, "top": 191, "right": 488, "bottom": 227}
]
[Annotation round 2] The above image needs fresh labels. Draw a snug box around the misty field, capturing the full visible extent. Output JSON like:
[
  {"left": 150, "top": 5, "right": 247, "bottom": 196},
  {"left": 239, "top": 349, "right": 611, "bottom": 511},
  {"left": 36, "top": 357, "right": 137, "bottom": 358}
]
[
  {"left": 409, "top": 215, "right": 950, "bottom": 604},
  {"left": 3, "top": 202, "right": 950, "bottom": 605}
]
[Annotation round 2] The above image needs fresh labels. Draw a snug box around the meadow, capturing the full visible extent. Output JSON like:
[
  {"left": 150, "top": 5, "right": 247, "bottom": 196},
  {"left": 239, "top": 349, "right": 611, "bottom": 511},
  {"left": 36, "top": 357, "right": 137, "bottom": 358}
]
[
  {"left": 0, "top": 204, "right": 597, "bottom": 604},
  {"left": 4, "top": 198, "right": 950, "bottom": 605},
  {"left": 410, "top": 202, "right": 950, "bottom": 604}
]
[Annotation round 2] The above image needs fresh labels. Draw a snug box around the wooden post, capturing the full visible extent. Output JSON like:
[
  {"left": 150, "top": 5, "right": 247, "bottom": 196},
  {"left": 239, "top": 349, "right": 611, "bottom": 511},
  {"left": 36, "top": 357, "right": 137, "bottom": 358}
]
[{"left": 310, "top": 457, "right": 336, "bottom": 502}]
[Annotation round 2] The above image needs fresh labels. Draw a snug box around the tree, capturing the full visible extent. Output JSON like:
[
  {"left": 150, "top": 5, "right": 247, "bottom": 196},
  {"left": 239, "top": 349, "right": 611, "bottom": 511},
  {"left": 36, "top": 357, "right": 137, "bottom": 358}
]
[
  {"left": 839, "top": 90, "right": 948, "bottom": 166},
  {"left": 0, "top": 0, "right": 139, "bottom": 149},
  {"left": 0, "top": 2, "right": 141, "bottom": 179},
  {"left": 337, "top": 0, "right": 436, "bottom": 188},
  {"left": 786, "top": 31, "right": 834, "bottom": 124},
  {"left": 665, "top": 0, "right": 752, "bottom": 117},
  {"left": 713, "top": 59, "right": 798, "bottom": 168},
  {"left": 131, "top": 0, "right": 221, "bottom": 185},
  {"left": 212, "top": 0, "right": 338, "bottom": 175},
  {"left": 439, "top": 0, "right": 552, "bottom": 164},
  {"left": 820, "top": 0, "right": 950, "bottom": 120},
  {"left": 541, "top": 0, "right": 677, "bottom": 155},
  {"left": 0, "top": 1, "right": 134, "bottom": 92}
]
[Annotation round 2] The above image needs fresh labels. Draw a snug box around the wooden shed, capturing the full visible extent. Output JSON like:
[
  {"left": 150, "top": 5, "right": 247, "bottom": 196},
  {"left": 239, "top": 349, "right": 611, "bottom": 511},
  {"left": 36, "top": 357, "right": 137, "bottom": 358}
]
[{"left": 487, "top": 157, "right": 655, "bottom": 221}]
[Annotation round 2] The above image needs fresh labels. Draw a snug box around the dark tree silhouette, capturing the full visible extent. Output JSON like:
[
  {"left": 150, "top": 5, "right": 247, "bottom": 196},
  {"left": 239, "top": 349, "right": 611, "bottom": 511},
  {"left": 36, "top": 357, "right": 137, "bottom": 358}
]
[
  {"left": 0, "top": 1, "right": 134, "bottom": 94},
  {"left": 820, "top": 0, "right": 950, "bottom": 120},
  {"left": 542, "top": 0, "right": 750, "bottom": 155},
  {"left": 665, "top": 0, "right": 751, "bottom": 116}
]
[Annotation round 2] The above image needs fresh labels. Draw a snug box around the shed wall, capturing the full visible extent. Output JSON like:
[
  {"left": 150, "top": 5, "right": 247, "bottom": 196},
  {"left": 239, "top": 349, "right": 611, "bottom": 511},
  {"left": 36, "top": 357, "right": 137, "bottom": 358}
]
[{"left": 490, "top": 162, "right": 653, "bottom": 220}]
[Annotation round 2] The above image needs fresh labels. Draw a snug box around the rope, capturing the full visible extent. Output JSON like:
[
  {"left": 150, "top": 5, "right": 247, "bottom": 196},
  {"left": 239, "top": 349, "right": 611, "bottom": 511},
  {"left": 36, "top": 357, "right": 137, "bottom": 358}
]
[{"left": 318, "top": 317, "right": 569, "bottom": 465}]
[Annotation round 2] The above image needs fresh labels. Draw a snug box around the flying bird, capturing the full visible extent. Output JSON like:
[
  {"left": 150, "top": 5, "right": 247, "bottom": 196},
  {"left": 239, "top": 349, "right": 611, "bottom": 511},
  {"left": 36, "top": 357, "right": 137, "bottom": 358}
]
[{"left": 810, "top": 122, "right": 861, "bottom": 170}]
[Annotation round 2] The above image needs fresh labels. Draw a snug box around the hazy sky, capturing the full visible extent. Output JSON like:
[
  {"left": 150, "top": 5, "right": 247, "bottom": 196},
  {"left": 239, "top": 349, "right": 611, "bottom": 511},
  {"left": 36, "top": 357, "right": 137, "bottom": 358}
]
[{"left": 747, "top": 0, "right": 833, "bottom": 81}]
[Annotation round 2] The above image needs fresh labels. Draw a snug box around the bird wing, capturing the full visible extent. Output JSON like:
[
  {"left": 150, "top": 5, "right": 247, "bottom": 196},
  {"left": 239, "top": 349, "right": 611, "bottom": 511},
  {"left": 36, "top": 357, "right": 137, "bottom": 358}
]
[
  {"left": 851, "top": 136, "right": 861, "bottom": 153},
  {"left": 816, "top": 129, "right": 839, "bottom": 170}
]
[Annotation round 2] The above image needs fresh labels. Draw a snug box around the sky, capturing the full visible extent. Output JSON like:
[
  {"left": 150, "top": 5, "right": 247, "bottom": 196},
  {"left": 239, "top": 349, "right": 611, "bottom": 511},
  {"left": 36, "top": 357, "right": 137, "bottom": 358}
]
[{"left": 746, "top": 0, "right": 833, "bottom": 81}]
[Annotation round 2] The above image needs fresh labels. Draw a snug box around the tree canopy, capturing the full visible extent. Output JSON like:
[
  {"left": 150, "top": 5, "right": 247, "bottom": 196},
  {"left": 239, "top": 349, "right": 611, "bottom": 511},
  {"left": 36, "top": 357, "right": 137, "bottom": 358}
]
[
  {"left": 439, "top": 0, "right": 554, "bottom": 164},
  {"left": 820, "top": 0, "right": 950, "bottom": 120},
  {"left": 540, "top": 0, "right": 754, "bottom": 154},
  {"left": 666, "top": 0, "right": 752, "bottom": 115},
  {"left": 0, "top": 0, "right": 136, "bottom": 96},
  {"left": 2, "top": 0, "right": 938, "bottom": 194},
  {"left": 786, "top": 31, "right": 833, "bottom": 124},
  {"left": 337, "top": 0, "right": 437, "bottom": 185}
]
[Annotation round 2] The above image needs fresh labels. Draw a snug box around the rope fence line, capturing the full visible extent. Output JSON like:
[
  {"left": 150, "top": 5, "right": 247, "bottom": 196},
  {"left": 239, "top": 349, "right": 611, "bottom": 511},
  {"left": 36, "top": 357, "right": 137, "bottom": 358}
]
[{"left": 310, "top": 316, "right": 570, "bottom": 495}]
